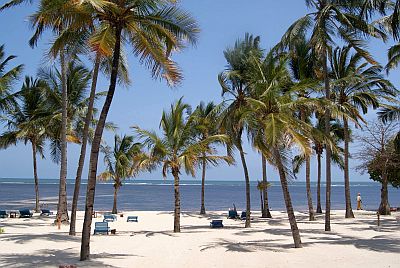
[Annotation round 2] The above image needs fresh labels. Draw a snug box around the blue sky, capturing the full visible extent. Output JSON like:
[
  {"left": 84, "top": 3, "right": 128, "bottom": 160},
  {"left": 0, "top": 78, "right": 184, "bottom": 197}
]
[{"left": 0, "top": 1, "right": 398, "bottom": 182}]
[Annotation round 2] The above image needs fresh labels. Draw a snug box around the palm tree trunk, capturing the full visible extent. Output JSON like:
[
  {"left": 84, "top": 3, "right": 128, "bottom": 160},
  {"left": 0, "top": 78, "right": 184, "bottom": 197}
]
[
  {"left": 80, "top": 26, "right": 122, "bottom": 261},
  {"left": 343, "top": 117, "right": 354, "bottom": 218},
  {"left": 301, "top": 110, "right": 314, "bottom": 221},
  {"left": 31, "top": 141, "right": 40, "bottom": 212},
  {"left": 261, "top": 155, "right": 272, "bottom": 218},
  {"left": 237, "top": 139, "right": 251, "bottom": 228},
  {"left": 112, "top": 185, "right": 119, "bottom": 214},
  {"left": 274, "top": 147, "right": 302, "bottom": 248},
  {"left": 323, "top": 52, "right": 332, "bottom": 232},
  {"left": 378, "top": 170, "right": 391, "bottom": 215},
  {"left": 56, "top": 49, "right": 69, "bottom": 223},
  {"left": 200, "top": 155, "right": 206, "bottom": 215},
  {"left": 259, "top": 189, "right": 264, "bottom": 213},
  {"left": 69, "top": 53, "right": 101, "bottom": 236},
  {"left": 172, "top": 169, "right": 181, "bottom": 232},
  {"left": 316, "top": 151, "right": 322, "bottom": 214}
]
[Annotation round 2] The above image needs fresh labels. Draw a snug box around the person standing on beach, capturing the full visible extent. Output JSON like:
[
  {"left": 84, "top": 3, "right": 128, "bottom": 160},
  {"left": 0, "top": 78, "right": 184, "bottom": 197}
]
[{"left": 357, "top": 193, "right": 362, "bottom": 210}]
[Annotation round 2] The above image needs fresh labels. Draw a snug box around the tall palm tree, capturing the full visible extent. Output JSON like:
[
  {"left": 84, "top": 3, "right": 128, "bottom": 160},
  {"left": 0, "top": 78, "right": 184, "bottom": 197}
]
[
  {"left": 280, "top": 0, "right": 384, "bottom": 231},
  {"left": 256, "top": 180, "right": 271, "bottom": 216},
  {"left": 134, "top": 99, "right": 230, "bottom": 232},
  {"left": 191, "top": 101, "right": 232, "bottom": 215},
  {"left": 0, "top": 77, "right": 48, "bottom": 212},
  {"left": 98, "top": 135, "right": 144, "bottom": 214},
  {"left": 0, "top": 45, "right": 23, "bottom": 114},
  {"left": 330, "top": 46, "right": 396, "bottom": 218},
  {"left": 260, "top": 154, "right": 272, "bottom": 218},
  {"left": 79, "top": 0, "right": 199, "bottom": 260},
  {"left": 218, "top": 33, "right": 263, "bottom": 228}
]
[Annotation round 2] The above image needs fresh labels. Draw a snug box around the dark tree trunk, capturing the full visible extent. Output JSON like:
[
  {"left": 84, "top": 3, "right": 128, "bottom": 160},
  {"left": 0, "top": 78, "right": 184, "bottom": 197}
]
[
  {"left": 237, "top": 139, "right": 251, "bottom": 227},
  {"left": 200, "top": 155, "right": 206, "bottom": 215},
  {"left": 173, "top": 169, "right": 181, "bottom": 232},
  {"left": 316, "top": 151, "right": 322, "bottom": 214},
  {"left": 112, "top": 184, "right": 119, "bottom": 214},
  {"left": 31, "top": 141, "right": 40, "bottom": 212},
  {"left": 56, "top": 50, "right": 69, "bottom": 223},
  {"left": 261, "top": 155, "right": 272, "bottom": 218},
  {"left": 259, "top": 189, "right": 264, "bottom": 213},
  {"left": 274, "top": 147, "right": 302, "bottom": 248},
  {"left": 323, "top": 52, "right": 332, "bottom": 232},
  {"left": 80, "top": 26, "right": 122, "bottom": 261},
  {"left": 378, "top": 171, "right": 391, "bottom": 215},
  {"left": 343, "top": 117, "right": 354, "bottom": 218},
  {"left": 69, "top": 54, "right": 101, "bottom": 236},
  {"left": 305, "top": 155, "right": 315, "bottom": 221}
]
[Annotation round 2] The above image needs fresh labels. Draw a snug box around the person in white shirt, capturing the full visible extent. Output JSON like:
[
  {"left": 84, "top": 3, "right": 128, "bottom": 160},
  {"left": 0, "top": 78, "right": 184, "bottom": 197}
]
[{"left": 357, "top": 193, "right": 362, "bottom": 210}]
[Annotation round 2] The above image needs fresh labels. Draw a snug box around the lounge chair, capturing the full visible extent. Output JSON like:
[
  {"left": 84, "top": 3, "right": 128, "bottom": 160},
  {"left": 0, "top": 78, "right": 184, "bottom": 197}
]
[
  {"left": 127, "top": 216, "right": 138, "bottom": 222},
  {"left": 240, "top": 211, "right": 247, "bottom": 220},
  {"left": 40, "top": 209, "right": 53, "bottom": 216},
  {"left": 210, "top": 219, "right": 224, "bottom": 228},
  {"left": 93, "top": 222, "right": 110, "bottom": 235},
  {"left": 228, "top": 210, "right": 238, "bottom": 219},
  {"left": 19, "top": 209, "right": 33, "bottom": 218},
  {"left": 0, "top": 210, "right": 8, "bottom": 218},
  {"left": 103, "top": 214, "right": 117, "bottom": 222}
]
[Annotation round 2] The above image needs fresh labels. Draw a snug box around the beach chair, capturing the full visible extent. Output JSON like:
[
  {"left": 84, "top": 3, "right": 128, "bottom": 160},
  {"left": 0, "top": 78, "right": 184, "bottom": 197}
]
[
  {"left": 210, "top": 220, "right": 224, "bottom": 228},
  {"left": 0, "top": 210, "right": 9, "bottom": 218},
  {"left": 240, "top": 211, "right": 247, "bottom": 220},
  {"left": 127, "top": 216, "right": 138, "bottom": 222},
  {"left": 40, "top": 209, "right": 53, "bottom": 216},
  {"left": 93, "top": 222, "right": 110, "bottom": 235},
  {"left": 19, "top": 209, "right": 33, "bottom": 218},
  {"left": 103, "top": 214, "right": 117, "bottom": 222},
  {"left": 228, "top": 210, "right": 238, "bottom": 219}
]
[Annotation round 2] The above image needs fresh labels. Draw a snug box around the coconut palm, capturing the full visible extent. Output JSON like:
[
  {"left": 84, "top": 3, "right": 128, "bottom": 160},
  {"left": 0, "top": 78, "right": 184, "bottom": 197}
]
[
  {"left": 280, "top": 0, "right": 384, "bottom": 231},
  {"left": 218, "top": 33, "right": 263, "bottom": 228},
  {"left": 0, "top": 45, "right": 23, "bottom": 114},
  {"left": 260, "top": 155, "right": 272, "bottom": 218},
  {"left": 134, "top": 99, "right": 230, "bottom": 232},
  {"left": 78, "top": 0, "right": 198, "bottom": 260},
  {"left": 0, "top": 77, "right": 48, "bottom": 212},
  {"left": 256, "top": 180, "right": 271, "bottom": 216},
  {"left": 191, "top": 101, "right": 233, "bottom": 215},
  {"left": 330, "top": 46, "right": 396, "bottom": 218},
  {"left": 98, "top": 135, "right": 144, "bottom": 214}
]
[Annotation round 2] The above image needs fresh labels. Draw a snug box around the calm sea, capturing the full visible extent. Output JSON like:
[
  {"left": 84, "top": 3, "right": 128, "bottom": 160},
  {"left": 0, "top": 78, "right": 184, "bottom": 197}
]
[{"left": 0, "top": 178, "right": 399, "bottom": 212}]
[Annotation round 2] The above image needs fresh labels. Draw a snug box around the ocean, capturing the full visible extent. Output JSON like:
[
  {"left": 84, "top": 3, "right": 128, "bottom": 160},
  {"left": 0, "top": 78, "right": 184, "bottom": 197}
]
[{"left": 0, "top": 178, "right": 399, "bottom": 212}]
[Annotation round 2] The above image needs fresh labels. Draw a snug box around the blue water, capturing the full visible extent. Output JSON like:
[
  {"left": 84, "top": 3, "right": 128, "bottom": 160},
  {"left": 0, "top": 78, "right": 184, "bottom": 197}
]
[{"left": 0, "top": 178, "right": 399, "bottom": 212}]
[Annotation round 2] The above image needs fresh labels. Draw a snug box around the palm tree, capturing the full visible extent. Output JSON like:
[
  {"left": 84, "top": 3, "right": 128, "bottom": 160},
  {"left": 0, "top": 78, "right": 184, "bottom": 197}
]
[
  {"left": 218, "top": 33, "right": 263, "bottom": 228},
  {"left": 79, "top": 0, "right": 199, "bottom": 260},
  {"left": 98, "top": 135, "right": 144, "bottom": 214},
  {"left": 0, "top": 77, "right": 48, "bottom": 212},
  {"left": 256, "top": 180, "right": 271, "bottom": 216},
  {"left": 260, "top": 155, "right": 272, "bottom": 218},
  {"left": 0, "top": 45, "right": 24, "bottom": 114},
  {"left": 191, "top": 101, "right": 232, "bottom": 215},
  {"left": 134, "top": 99, "right": 230, "bottom": 232},
  {"left": 330, "top": 46, "right": 396, "bottom": 218},
  {"left": 280, "top": 0, "right": 383, "bottom": 231}
]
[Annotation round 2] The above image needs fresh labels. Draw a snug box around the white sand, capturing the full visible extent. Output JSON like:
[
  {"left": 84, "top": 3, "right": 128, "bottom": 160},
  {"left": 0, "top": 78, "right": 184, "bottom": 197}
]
[{"left": 0, "top": 210, "right": 399, "bottom": 268}]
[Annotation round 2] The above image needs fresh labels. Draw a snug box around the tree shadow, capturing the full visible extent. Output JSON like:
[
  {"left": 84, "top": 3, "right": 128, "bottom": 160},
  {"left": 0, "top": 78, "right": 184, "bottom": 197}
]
[
  {"left": 200, "top": 238, "right": 291, "bottom": 253},
  {"left": 0, "top": 233, "right": 80, "bottom": 244}
]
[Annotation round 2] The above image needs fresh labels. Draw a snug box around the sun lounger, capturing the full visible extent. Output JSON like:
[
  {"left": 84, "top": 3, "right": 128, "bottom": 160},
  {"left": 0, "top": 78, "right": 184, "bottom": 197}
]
[
  {"left": 103, "top": 214, "right": 117, "bottom": 222},
  {"left": 40, "top": 209, "right": 53, "bottom": 216},
  {"left": 240, "top": 211, "right": 247, "bottom": 220},
  {"left": 0, "top": 210, "right": 9, "bottom": 218},
  {"left": 228, "top": 210, "right": 238, "bottom": 219},
  {"left": 94, "top": 222, "right": 110, "bottom": 235},
  {"left": 210, "top": 219, "right": 224, "bottom": 228},
  {"left": 127, "top": 216, "right": 138, "bottom": 222},
  {"left": 19, "top": 209, "right": 33, "bottom": 218}
]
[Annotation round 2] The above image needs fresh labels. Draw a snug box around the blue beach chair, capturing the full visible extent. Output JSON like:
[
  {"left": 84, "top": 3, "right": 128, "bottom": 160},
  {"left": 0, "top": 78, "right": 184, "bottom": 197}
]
[
  {"left": 210, "top": 220, "right": 224, "bottom": 228},
  {"left": 0, "top": 210, "right": 9, "bottom": 218},
  {"left": 127, "top": 216, "right": 138, "bottom": 222},
  {"left": 40, "top": 209, "right": 53, "bottom": 216},
  {"left": 103, "top": 214, "right": 117, "bottom": 222},
  {"left": 94, "top": 222, "right": 110, "bottom": 235},
  {"left": 19, "top": 209, "right": 33, "bottom": 218},
  {"left": 228, "top": 210, "right": 238, "bottom": 219}
]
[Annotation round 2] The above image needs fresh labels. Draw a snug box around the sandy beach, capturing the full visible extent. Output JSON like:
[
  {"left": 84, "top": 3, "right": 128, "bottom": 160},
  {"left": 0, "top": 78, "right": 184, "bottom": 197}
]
[{"left": 0, "top": 210, "right": 399, "bottom": 267}]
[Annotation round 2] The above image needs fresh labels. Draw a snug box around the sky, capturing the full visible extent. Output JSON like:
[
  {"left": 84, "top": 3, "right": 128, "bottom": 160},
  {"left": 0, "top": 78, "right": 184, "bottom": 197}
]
[{"left": 0, "top": 0, "right": 398, "bottom": 182}]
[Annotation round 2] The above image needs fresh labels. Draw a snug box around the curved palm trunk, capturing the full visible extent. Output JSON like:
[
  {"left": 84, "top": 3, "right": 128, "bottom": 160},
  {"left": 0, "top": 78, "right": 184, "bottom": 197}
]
[
  {"left": 80, "top": 26, "right": 122, "bottom": 261},
  {"left": 274, "top": 147, "right": 302, "bottom": 248},
  {"left": 316, "top": 151, "right": 322, "bottom": 214},
  {"left": 343, "top": 117, "right": 354, "bottom": 218},
  {"left": 237, "top": 140, "right": 251, "bottom": 227},
  {"left": 172, "top": 169, "right": 181, "bottom": 232},
  {"left": 259, "top": 189, "right": 264, "bottom": 212},
  {"left": 200, "top": 156, "right": 206, "bottom": 215},
  {"left": 261, "top": 155, "right": 272, "bottom": 218},
  {"left": 323, "top": 52, "right": 332, "bottom": 232},
  {"left": 305, "top": 156, "right": 315, "bottom": 221},
  {"left": 31, "top": 141, "right": 40, "bottom": 212},
  {"left": 378, "top": 171, "right": 391, "bottom": 215},
  {"left": 69, "top": 54, "right": 101, "bottom": 236},
  {"left": 56, "top": 50, "right": 69, "bottom": 223},
  {"left": 112, "top": 184, "right": 119, "bottom": 214}
]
